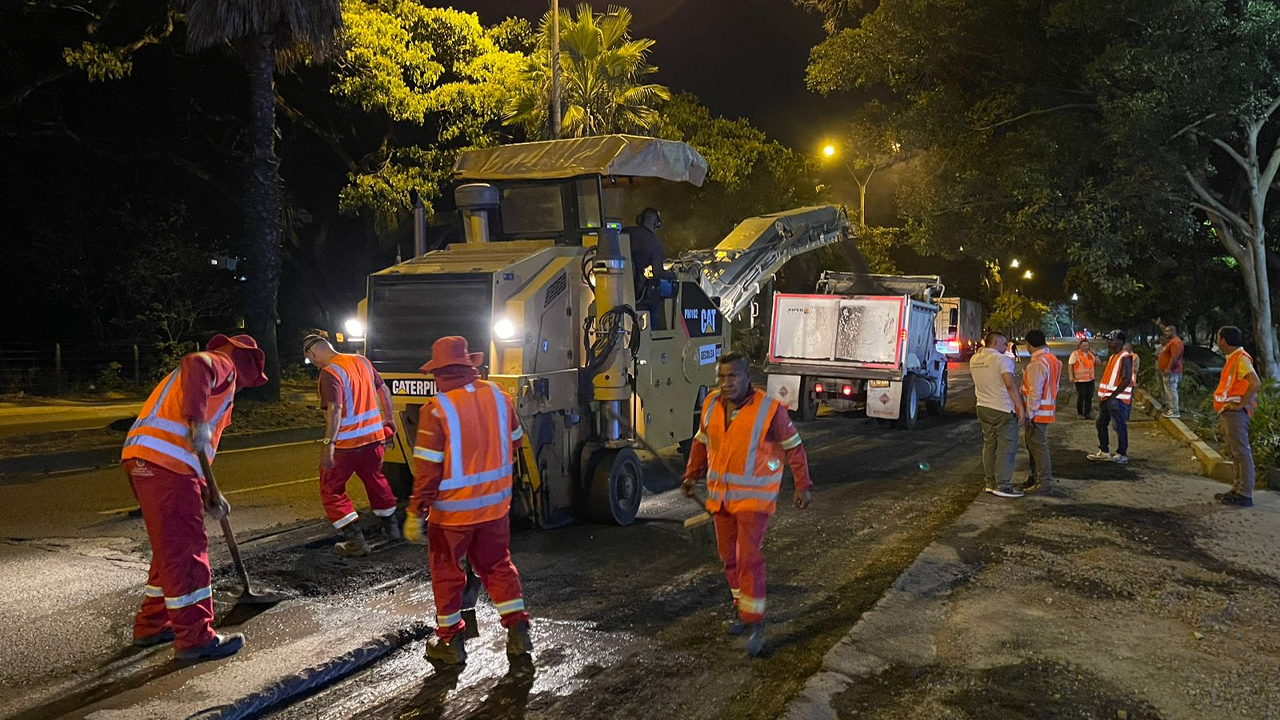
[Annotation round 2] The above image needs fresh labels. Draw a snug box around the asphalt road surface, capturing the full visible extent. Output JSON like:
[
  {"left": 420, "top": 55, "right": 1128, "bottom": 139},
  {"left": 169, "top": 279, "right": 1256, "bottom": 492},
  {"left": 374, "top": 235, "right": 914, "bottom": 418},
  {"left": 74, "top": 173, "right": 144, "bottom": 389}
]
[{"left": 2, "top": 363, "right": 989, "bottom": 720}]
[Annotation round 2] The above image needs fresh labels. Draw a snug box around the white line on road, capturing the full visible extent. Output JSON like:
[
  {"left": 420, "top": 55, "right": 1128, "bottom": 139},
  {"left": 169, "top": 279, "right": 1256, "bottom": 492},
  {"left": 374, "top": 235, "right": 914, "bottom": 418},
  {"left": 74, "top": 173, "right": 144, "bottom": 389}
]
[
  {"left": 219, "top": 439, "right": 320, "bottom": 454},
  {"left": 97, "top": 476, "right": 319, "bottom": 515}
]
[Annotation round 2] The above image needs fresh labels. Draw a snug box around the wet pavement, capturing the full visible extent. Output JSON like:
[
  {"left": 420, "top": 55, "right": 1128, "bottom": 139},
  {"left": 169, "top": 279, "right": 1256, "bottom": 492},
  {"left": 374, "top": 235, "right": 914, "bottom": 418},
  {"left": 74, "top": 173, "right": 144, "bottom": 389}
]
[{"left": 1, "top": 365, "right": 986, "bottom": 720}]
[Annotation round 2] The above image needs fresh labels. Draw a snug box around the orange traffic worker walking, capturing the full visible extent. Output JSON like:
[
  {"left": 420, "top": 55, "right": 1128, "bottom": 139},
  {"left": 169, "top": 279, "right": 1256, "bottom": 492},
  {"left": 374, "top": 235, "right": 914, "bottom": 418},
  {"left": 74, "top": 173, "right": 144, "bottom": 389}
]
[
  {"left": 120, "top": 334, "right": 268, "bottom": 661},
  {"left": 303, "top": 335, "right": 401, "bottom": 556},
  {"left": 682, "top": 351, "right": 813, "bottom": 658},
  {"left": 405, "top": 336, "right": 532, "bottom": 667}
]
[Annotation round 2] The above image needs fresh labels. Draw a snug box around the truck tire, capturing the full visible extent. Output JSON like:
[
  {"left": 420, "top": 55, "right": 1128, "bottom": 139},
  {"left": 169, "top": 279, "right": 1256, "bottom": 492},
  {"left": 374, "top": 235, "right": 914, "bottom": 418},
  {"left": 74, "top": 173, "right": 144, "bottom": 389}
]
[
  {"left": 791, "top": 376, "right": 819, "bottom": 421},
  {"left": 926, "top": 371, "right": 949, "bottom": 416},
  {"left": 895, "top": 380, "right": 919, "bottom": 430},
  {"left": 585, "top": 447, "right": 643, "bottom": 526}
]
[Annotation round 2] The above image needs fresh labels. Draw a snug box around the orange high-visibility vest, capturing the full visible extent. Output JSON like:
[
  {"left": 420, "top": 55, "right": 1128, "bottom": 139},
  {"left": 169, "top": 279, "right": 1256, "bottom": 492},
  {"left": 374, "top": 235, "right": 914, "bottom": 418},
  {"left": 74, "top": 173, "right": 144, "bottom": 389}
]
[
  {"left": 321, "top": 353, "right": 389, "bottom": 449},
  {"left": 1022, "top": 350, "right": 1063, "bottom": 423},
  {"left": 1214, "top": 348, "right": 1257, "bottom": 415},
  {"left": 699, "top": 389, "right": 788, "bottom": 515},
  {"left": 1071, "top": 351, "right": 1096, "bottom": 382},
  {"left": 413, "top": 381, "right": 520, "bottom": 527},
  {"left": 122, "top": 352, "right": 235, "bottom": 476},
  {"left": 1096, "top": 351, "right": 1134, "bottom": 404}
]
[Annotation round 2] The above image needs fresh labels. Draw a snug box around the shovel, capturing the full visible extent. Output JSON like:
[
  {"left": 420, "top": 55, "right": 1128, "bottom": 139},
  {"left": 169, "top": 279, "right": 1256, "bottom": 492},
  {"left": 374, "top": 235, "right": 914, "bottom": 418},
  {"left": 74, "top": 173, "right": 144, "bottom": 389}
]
[
  {"left": 198, "top": 452, "right": 288, "bottom": 606},
  {"left": 602, "top": 407, "right": 716, "bottom": 547}
]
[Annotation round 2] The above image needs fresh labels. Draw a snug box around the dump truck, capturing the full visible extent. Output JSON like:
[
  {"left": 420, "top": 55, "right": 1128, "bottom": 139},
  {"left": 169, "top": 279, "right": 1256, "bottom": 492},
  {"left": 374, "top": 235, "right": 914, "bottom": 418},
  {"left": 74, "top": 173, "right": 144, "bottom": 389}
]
[
  {"left": 763, "top": 273, "right": 948, "bottom": 429},
  {"left": 934, "top": 296, "right": 982, "bottom": 359},
  {"left": 359, "top": 135, "right": 849, "bottom": 527}
]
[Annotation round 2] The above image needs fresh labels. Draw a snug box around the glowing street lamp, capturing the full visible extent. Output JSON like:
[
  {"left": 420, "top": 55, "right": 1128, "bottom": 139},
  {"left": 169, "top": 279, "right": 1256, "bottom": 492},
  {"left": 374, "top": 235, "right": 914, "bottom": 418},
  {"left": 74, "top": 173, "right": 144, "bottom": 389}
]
[
  {"left": 822, "top": 143, "right": 837, "bottom": 158},
  {"left": 1023, "top": 269, "right": 1034, "bottom": 280},
  {"left": 1010, "top": 259, "right": 1021, "bottom": 268}
]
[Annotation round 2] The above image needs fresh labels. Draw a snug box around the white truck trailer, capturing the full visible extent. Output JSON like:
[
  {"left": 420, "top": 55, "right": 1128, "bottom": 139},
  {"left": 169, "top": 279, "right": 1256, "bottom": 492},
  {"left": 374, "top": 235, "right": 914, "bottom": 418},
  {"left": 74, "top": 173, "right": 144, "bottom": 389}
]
[
  {"left": 934, "top": 296, "right": 982, "bottom": 359},
  {"left": 764, "top": 273, "right": 948, "bottom": 429}
]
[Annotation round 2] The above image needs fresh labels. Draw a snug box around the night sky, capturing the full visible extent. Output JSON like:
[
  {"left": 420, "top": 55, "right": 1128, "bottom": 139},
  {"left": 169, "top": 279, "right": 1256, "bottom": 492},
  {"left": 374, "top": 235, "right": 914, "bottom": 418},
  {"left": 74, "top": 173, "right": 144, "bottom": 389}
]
[{"left": 444, "top": 0, "right": 855, "bottom": 150}]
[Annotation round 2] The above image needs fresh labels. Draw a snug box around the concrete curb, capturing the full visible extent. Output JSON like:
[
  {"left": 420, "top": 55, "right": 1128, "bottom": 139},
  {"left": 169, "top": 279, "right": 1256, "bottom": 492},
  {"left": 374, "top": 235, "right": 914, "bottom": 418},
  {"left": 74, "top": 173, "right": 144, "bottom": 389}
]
[
  {"left": 1134, "top": 389, "right": 1233, "bottom": 484},
  {"left": 780, "top": 494, "right": 1000, "bottom": 720},
  {"left": 186, "top": 621, "right": 433, "bottom": 720},
  {"left": 0, "top": 426, "right": 324, "bottom": 478}
]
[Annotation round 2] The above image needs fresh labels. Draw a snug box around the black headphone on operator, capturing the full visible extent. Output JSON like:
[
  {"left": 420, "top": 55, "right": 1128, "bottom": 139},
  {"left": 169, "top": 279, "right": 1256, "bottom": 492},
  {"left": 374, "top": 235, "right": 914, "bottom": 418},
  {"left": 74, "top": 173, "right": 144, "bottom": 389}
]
[{"left": 635, "top": 207, "right": 662, "bottom": 229}]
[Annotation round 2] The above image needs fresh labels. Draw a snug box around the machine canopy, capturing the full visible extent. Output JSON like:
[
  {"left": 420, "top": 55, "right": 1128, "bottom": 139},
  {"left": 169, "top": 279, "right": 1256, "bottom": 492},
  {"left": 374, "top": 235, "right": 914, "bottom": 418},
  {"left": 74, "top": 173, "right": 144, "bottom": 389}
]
[{"left": 453, "top": 135, "right": 708, "bottom": 186}]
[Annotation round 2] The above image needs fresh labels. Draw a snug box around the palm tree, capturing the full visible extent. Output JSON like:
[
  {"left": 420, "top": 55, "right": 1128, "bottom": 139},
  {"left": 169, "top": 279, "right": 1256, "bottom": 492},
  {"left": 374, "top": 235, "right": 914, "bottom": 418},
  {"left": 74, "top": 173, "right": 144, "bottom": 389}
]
[
  {"left": 179, "top": 0, "right": 342, "bottom": 399},
  {"left": 507, "top": 4, "right": 670, "bottom": 138}
]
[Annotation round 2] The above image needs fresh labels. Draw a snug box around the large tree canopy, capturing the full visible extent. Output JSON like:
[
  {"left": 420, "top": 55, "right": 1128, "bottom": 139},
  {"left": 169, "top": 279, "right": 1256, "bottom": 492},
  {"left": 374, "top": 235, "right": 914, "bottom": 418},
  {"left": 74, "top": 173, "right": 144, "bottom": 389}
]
[{"left": 805, "top": 0, "right": 1280, "bottom": 372}]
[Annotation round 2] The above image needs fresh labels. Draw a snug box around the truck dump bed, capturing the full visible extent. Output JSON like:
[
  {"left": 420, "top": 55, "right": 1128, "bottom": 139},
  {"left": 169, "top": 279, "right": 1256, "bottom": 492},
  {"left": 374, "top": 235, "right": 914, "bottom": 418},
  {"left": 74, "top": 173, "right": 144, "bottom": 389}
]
[{"left": 769, "top": 294, "right": 907, "bottom": 369}]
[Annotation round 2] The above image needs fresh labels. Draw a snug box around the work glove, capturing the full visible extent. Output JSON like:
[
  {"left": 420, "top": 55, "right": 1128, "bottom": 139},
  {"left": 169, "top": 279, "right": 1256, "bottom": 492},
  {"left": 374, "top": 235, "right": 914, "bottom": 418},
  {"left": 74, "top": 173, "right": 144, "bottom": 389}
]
[
  {"left": 403, "top": 508, "right": 427, "bottom": 546},
  {"left": 201, "top": 486, "right": 230, "bottom": 520},
  {"left": 191, "top": 421, "right": 213, "bottom": 457},
  {"left": 680, "top": 478, "right": 698, "bottom": 500}
]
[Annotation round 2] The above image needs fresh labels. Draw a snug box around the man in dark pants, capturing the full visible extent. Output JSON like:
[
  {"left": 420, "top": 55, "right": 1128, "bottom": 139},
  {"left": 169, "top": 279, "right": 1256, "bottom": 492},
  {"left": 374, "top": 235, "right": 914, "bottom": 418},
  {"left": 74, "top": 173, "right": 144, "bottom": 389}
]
[
  {"left": 1088, "top": 331, "right": 1134, "bottom": 464},
  {"left": 1212, "top": 326, "right": 1260, "bottom": 507}
]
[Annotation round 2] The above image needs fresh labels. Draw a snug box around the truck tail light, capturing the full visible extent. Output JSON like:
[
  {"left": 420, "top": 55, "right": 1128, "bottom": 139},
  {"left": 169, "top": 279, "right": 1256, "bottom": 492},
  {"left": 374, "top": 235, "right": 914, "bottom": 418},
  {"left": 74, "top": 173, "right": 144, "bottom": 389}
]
[
  {"left": 814, "top": 382, "right": 825, "bottom": 393},
  {"left": 842, "top": 384, "right": 853, "bottom": 396}
]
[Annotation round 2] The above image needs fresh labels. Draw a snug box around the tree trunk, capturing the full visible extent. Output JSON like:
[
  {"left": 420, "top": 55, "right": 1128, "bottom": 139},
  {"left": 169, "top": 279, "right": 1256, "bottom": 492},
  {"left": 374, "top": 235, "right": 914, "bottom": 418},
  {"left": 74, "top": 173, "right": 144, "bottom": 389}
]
[
  {"left": 1249, "top": 233, "right": 1279, "bottom": 376},
  {"left": 243, "top": 33, "right": 282, "bottom": 400}
]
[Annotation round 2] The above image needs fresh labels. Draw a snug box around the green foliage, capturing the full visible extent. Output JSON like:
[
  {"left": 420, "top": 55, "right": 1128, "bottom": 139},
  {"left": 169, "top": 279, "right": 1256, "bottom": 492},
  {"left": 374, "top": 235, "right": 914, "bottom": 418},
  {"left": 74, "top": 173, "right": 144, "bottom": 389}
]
[
  {"left": 646, "top": 93, "right": 822, "bottom": 258},
  {"left": 987, "top": 292, "right": 1047, "bottom": 337},
  {"left": 95, "top": 362, "right": 129, "bottom": 392},
  {"left": 1248, "top": 379, "right": 1280, "bottom": 478},
  {"left": 329, "top": 1, "right": 528, "bottom": 229},
  {"left": 802, "top": 0, "right": 1272, "bottom": 324},
  {"left": 506, "top": 4, "right": 671, "bottom": 138},
  {"left": 62, "top": 42, "right": 135, "bottom": 81}
]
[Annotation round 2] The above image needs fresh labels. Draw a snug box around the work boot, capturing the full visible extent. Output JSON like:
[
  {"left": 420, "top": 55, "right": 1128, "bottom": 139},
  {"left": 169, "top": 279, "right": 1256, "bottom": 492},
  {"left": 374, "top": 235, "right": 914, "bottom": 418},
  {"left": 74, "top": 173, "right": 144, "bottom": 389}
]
[
  {"left": 506, "top": 621, "right": 534, "bottom": 657},
  {"left": 133, "top": 628, "right": 175, "bottom": 647},
  {"left": 1219, "top": 492, "right": 1254, "bottom": 507},
  {"left": 381, "top": 513, "right": 403, "bottom": 542},
  {"left": 175, "top": 633, "right": 244, "bottom": 661},
  {"left": 744, "top": 623, "right": 765, "bottom": 658},
  {"left": 425, "top": 634, "right": 467, "bottom": 665},
  {"left": 335, "top": 524, "right": 370, "bottom": 557},
  {"left": 725, "top": 608, "right": 745, "bottom": 636}
]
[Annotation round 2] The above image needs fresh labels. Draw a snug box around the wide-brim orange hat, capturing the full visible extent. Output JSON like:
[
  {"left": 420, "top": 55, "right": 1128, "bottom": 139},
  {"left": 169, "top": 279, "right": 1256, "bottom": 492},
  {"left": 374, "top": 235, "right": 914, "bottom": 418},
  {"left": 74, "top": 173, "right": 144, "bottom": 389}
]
[
  {"left": 207, "top": 333, "right": 269, "bottom": 387},
  {"left": 420, "top": 336, "right": 484, "bottom": 374}
]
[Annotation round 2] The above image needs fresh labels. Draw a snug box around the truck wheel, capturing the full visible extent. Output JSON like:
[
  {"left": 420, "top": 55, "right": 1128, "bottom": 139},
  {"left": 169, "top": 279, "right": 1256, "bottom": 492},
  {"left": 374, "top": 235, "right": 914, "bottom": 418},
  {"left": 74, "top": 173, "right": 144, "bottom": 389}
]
[
  {"left": 792, "top": 376, "right": 819, "bottom": 421},
  {"left": 586, "top": 447, "right": 643, "bottom": 526},
  {"left": 895, "top": 380, "right": 919, "bottom": 430},
  {"left": 926, "top": 371, "right": 949, "bottom": 416}
]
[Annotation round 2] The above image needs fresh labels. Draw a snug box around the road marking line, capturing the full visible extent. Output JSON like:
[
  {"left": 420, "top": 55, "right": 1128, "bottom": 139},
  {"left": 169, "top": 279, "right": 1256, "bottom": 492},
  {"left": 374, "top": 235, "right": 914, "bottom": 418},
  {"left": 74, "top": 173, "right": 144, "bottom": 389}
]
[
  {"left": 219, "top": 439, "right": 320, "bottom": 454},
  {"left": 97, "top": 476, "right": 319, "bottom": 515}
]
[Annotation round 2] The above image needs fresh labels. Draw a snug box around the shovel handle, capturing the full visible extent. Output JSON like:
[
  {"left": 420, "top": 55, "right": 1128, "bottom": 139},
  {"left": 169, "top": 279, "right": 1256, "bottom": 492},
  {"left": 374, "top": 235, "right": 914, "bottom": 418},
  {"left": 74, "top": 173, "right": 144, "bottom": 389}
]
[{"left": 198, "top": 452, "right": 254, "bottom": 595}]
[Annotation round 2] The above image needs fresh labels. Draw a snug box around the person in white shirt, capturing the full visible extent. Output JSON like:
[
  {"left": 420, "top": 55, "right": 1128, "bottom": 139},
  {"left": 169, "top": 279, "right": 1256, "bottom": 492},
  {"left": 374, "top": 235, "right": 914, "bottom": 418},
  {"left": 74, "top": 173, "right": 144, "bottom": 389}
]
[{"left": 971, "top": 332, "right": 1029, "bottom": 498}]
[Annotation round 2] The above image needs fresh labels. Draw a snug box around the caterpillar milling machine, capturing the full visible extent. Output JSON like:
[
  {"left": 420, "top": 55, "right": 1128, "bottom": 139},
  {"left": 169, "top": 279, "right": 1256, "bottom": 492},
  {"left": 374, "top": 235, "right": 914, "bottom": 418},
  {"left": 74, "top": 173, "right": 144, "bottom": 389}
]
[{"left": 361, "top": 135, "right": 850, "bottom": 528}]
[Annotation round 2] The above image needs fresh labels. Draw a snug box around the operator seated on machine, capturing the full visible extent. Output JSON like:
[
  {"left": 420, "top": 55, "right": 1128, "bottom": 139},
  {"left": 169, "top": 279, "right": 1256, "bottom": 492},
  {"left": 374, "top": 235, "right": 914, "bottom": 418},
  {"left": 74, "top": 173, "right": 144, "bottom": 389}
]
[{"left": 626, "top": 207, "right": 677, "bottom": 328}]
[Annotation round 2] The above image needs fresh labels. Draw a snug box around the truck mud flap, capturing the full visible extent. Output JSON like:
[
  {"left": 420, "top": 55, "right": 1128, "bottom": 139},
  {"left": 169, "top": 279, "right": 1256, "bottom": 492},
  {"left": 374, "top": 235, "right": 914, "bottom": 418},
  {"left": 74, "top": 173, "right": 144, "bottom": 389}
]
[{"left": 865, "top": 380, "right": 902, "bottom": 420}]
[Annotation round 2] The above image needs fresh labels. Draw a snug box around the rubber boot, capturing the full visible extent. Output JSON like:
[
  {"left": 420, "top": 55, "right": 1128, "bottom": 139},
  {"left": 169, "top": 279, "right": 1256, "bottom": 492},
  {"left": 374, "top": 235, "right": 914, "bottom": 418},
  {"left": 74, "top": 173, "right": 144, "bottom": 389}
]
[
  {"left": 133, "top": 628, "right": 175, "bottom": 647},
  {"left": 744, "top": 623, "right": 764, "bottom": 658},
  {"left": 176, "top": 633, "right": 244, "bottom": 661},
  {"left": 425, "top": 634, "right": 467, "bottom": 665},
  {"left": 382, "top": 513, "right": 403, "bottom": 542},
  {"left": 335, "top": 524, "right": 370, "bottom": 557},
  {"left": 506, "top": 621, "right": 534, "bottom": 657}
]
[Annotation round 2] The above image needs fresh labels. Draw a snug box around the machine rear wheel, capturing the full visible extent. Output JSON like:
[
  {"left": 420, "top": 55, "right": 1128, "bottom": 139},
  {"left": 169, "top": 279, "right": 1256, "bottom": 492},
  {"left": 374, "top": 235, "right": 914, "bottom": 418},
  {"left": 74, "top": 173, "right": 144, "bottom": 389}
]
[{"left": 586, "top": 447, "right": 643, "bottom": 525}]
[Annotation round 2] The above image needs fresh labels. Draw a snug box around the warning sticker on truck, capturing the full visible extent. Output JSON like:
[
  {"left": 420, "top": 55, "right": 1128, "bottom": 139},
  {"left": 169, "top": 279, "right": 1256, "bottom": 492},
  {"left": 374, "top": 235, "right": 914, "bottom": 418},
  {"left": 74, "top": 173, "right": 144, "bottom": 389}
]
[{"left": 698, "top": 343, "right": 722, "bottom": 366}]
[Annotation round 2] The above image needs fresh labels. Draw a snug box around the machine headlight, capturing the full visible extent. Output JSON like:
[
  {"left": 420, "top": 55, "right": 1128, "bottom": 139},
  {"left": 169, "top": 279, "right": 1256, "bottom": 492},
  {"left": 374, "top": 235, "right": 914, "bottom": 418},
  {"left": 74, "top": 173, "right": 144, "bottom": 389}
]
[
  {"left": 493, "top": 317, "right": 518, "bottom": 341},
  {"left": 344, "top": 318, "right": 366, "bottom": 340}
]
